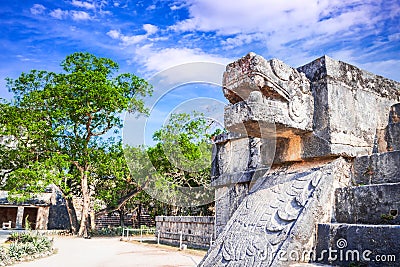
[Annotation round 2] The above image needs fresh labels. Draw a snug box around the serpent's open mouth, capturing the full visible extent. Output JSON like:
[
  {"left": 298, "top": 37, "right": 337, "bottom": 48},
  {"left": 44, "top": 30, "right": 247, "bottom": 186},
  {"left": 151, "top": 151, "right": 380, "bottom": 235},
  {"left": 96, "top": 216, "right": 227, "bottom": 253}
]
[{"left": 223, "top": 73, "right": 289, "bottom": 104}]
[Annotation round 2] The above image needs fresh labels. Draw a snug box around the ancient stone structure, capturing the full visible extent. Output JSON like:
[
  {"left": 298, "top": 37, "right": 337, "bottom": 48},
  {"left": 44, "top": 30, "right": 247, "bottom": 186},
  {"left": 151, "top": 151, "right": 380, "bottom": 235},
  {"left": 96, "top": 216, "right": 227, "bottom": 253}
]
[
  {"left": 200, "top": 53, "right": 400, "bottom": 266},
  {"left": 156, "top": 216, "right": 214, "bottom": 249},
  {"left": 0, "top": 185, "right": 70, "bottom": 230}
]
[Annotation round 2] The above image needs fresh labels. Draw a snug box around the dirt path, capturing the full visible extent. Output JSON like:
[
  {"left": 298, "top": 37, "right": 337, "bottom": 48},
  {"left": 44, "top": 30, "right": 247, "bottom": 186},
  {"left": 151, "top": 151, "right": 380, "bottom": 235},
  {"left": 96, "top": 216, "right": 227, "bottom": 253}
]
[{"left": 13, "top": 237, "right": 205, "bottom": 267}]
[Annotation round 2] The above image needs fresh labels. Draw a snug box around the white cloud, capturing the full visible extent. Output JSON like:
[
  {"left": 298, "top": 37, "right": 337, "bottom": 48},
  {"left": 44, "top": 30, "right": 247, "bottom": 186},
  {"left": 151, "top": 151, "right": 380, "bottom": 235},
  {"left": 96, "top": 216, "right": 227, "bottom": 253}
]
[
  {"left": 222, "top": 33, "right": 264, "bottom": 50},
  {"left": 16, "top": 55, "right": 32, "bottom": 62},
  {"left": 146, "top": 4, "right": 156, "bottom": 10},
  {"left": 171, "top": 0, "right": 375, "bottom": 34},
  {"left": 71, "top": 10, "right": 91, "bottom": 21},
  {"left": 143, "top": 24, "right": 158, "bottom": 35},
  {"left": 99, "top": 10, "right": 112, "bottom": 16},
  {"left": 169, "top": 2, "right": 187, "bottom": 10},
  {"left": 107, "top": 29, "right": 120, "bottom": 39},
  {"left": 133, "top": 44, "right": 232, "bottom": 73},
  {"left": 106, "top": 29, "right": 146, "bottom": 45},
  {"left": 388, "top": 33, "right": 400, "bottom": 41},
  {"left": 107, "top": 24, "right": 159, "bottom": 46},
  {"left": 120, "top": 35, "right": 147, "bottom": 45},
  {"left": 50, "top": 9, "right": 69, "bottom": 20},
  {"left": 50, "top": 8, "right": 93, "bottom": 21},
  {"left": 169, "top": 0, "right": 388, "bottom": 56},
  {"left": 71, "top": 0, "right": 95, "bottom": 9},
  {"left": 30, "top": 4, "right": 46, "bottom": 15}
]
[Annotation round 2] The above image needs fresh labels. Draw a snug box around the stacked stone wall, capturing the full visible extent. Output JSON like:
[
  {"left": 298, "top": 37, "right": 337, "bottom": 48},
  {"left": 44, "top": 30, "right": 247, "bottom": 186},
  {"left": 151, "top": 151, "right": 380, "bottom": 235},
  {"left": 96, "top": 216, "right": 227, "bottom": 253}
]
[{"left": 155, "top": 216, "right": 214, "bottom": 249}]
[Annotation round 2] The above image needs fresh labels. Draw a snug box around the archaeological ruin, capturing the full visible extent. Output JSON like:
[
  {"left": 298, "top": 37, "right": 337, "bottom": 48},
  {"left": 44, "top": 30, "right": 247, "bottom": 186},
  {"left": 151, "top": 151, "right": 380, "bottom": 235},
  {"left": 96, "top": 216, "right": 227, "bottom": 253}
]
[
  {"left": 200, "top": 53, "right": 400, "bottom": 266},
  {"left": 0, "top": 185, "right": 70, "bottom": 230}
]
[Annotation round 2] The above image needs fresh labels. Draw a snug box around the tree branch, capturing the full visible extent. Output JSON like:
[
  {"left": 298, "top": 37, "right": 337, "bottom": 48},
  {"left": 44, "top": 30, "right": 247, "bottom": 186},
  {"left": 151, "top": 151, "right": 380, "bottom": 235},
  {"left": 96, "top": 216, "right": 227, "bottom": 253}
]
[
  {"left": 91, "top": 120, "right": 112, "bottom": 136},
  {"left": 72, "top": 161, "right": 84, "bottom": 173},
  {"left": 95, "top": 185, "right": 144, "bottom": 218}
]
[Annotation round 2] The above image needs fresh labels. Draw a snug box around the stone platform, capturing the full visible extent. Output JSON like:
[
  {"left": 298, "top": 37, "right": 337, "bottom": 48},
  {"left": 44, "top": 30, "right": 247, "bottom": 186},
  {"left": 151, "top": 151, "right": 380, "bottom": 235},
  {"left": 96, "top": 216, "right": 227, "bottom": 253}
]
[{"left": 200, "top": 53, "right": 400, "bottom": 266}]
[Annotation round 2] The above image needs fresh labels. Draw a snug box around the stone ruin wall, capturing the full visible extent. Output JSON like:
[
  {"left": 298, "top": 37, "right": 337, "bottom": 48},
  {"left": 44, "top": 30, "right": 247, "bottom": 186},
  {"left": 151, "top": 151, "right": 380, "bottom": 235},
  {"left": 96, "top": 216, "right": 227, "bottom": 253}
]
[
  {"left": 212, "top": 53, "right": 400, "bottom": 237},
  {"left": 200, "top": 53, "right": 400, "bottom": 266},
  {"left": 155, "top": 216, "right": 215, "bottom": 249}
]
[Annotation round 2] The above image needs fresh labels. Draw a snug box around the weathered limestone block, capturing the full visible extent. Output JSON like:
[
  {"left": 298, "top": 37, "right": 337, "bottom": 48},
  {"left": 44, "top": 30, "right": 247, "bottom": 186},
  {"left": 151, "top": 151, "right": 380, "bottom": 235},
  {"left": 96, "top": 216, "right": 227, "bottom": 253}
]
[
  {"left": 223, "top": 53, "right": 400, "bottom": 161},
  {"left": 353, "top": 151, "right": 400, "bottom": 185},
  {"left": 224, "top": 53, "right": 314, "bottom": 135},
  {"left": 211, "top": 134, "right": 254, "bottom": 182},
  {"left": 385, "top": 123, "right": 400, "bottom": 151},
  {"left": 298, "top": 56, "right": 400, "bottom": 157},
  {"left": 211, "top": 134, "right": 274, "bottom": 186},
  {"left": 207, "top": 54, "right": 400, "bottom": 267},
  {"left": 200, "top": 158, "right": 351, "bottom": 266},
  {"left": 316, "top": 223, "right": 400, "bottom": 266},
  {"left": 385, "top": 103, "right": 400, "bottom": 151},
  {"left": 389, "top": 103, "right": 400, "bottom": 123},
  {"left": 211, "top": 134, "right": 275, "bottom": 236},
  {"left": 335, "top": 183, "right": 400, "bottom": 225},
  {"left": 214, "top": 183, "right": 250, "bottom": 237}
]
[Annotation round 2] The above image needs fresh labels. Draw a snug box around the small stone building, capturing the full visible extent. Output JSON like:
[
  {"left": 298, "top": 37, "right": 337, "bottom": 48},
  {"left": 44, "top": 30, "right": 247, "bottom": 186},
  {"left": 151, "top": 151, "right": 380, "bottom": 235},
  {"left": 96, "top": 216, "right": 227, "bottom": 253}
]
[{"left": 0, "top": 185, "right": 70, "bottom": 230}]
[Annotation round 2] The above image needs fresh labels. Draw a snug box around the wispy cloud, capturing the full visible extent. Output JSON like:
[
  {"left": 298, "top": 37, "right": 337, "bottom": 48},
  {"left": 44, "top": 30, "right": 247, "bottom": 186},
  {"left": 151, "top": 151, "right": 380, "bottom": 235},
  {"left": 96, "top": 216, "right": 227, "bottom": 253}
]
[
  {"left": 50, "top": 8, "right": 69, "bottom": 20},
  {"left": 169, "top": 0, "right": 389, "bottom": 54},
  {"left": 107, "top": 30, "right": 147, "bottom": 45},
  {"left": 71, "top": 0, "right": 95, "bottom": 10},
  {"left": 132, "top": 44, "right": 232, "bottom": 73},
  {"left": 16, "top": 55, "right": 33, "bottom": 62},
  {"left": 360, "top": 59, "right": 400, "bottom": 79},
  {"left": 71, "top": 10, "right": 92, "bottom": 21},
  {"left": 164, "top": 0, "right": 400, "bottom": 81},
  {"left": 1, "top": 0, "right": 399, "bottom": 107},
  {"left": 107, "top": 24, "right": 159, "bottom": 46},
  {"left": 169, "top": 2, "right": 188, "bottom": 10},
  {"left": 146, "top": 4, "right": 156, "bottom": 11},
  {"left": 143, "top": 24, "right": 158, "bottom": 35},
  {"left": 30, "top": 4, "right": 46, "bottom": 15}
]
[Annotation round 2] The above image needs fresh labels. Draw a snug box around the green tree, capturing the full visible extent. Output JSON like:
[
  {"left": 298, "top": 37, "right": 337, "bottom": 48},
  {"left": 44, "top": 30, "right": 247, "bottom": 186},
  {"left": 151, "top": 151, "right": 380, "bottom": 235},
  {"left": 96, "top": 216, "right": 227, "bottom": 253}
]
[
  {"left": 150, "top": 112, "right": 214, "bottom": 188},
  {"left": 93, "top": 144, "right": 148, "bottom": 223},
  {"left": 145, "top": 112, "right": 221, "bottom": 215},
  {"left": 0, "top": 52, "right": 152, "bottom": 236},
  {"left": 95, "top": 112, "right": 220, "bottom": 225}
]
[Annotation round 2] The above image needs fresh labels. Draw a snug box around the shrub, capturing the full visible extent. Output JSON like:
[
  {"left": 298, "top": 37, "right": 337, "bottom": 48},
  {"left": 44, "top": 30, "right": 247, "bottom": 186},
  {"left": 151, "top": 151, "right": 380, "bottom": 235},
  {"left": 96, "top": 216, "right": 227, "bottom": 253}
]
[
  {"left": 0, "top": 231, "right": 54, "bottom": 265},
  {"left": 0, "top": 246, "right": 11, "bottom": 265},
  {"left": 89, "top": 226, "right": 123, "bottom": 237}
]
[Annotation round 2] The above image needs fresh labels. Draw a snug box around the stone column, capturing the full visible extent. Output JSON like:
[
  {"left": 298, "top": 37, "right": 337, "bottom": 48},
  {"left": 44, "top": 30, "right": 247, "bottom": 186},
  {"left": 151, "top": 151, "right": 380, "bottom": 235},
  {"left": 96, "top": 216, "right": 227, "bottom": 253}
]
[
  {"left": 16, "top": 206, "right": 24, "bottom": 229},
  {"left": 211, "top": 134, "right": 270, "bottom": 237},
  {"left": 36, "top": 207, "right": 49, "bottom": 230}
]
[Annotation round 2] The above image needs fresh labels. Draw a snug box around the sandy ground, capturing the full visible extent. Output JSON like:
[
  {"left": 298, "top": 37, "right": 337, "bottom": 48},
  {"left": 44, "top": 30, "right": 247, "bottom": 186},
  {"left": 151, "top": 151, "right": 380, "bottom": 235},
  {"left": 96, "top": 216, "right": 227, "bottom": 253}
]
[{"left": 12, "top": 236, "right": 206, "bottom": 267}]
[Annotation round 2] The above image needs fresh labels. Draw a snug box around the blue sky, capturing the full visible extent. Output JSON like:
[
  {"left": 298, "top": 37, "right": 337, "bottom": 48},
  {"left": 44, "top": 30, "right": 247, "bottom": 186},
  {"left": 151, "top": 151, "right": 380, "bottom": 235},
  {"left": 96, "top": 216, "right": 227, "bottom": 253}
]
[
  {"left": 0, "top": 0, "right": 399, "bottom": 143},
  {"left": 1, "top": 0, "right": 399, "bottom": 88}
]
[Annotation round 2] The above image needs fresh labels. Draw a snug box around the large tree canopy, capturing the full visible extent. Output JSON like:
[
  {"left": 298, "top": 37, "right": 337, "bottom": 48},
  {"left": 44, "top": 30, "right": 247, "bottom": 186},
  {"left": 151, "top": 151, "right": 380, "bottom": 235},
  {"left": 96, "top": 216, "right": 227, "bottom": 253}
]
[
  {"left": 126, "top": 112, "right": 223, "bottom": 211},
  {"left": 0, "top": 52, "right": 152, "bottom": 236}
]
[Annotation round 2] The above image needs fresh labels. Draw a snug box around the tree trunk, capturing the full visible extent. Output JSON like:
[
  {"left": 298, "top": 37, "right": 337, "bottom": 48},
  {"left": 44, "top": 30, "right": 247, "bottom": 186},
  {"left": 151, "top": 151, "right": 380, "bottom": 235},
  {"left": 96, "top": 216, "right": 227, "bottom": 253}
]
[
  {"left": 65, "top": 196, "right": 79, "bottom": 235},
  {"left": 90, "top": 210, "right": 96, "bottom": 230},
  {"left": 138, "top": 204, "right": 142, "bottom": 228},
  {"left": 78, "top": 172, "right": 90, "bottom": 237},
  {"left": 118, "top": 209, "right": 124, "bottom": 227}
]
